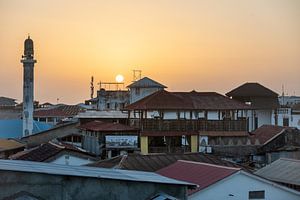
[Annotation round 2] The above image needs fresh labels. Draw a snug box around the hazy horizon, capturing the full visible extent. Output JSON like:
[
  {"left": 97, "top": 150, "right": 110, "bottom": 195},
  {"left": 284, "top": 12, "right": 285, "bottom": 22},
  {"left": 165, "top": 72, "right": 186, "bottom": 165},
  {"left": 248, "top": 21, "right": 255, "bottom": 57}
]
[{"left": 1, "top": 0, "right": 299, "bottom": 104}]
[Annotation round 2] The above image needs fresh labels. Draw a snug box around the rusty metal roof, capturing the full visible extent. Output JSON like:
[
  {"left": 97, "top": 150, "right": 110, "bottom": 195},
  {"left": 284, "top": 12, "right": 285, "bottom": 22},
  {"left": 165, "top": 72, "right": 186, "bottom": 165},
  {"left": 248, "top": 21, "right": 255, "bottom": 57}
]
[
  {"left": 125, "top": 90, "right": 251, "bottom": 111},
  {"left": 157, "top": 160, "right": 239, "bottom": 195},
  {"left": 87, "top": 152, "right": 248, "bottom": 172},
  {"left": 78, "top": 120, "right": 138, "bottom": 132}
]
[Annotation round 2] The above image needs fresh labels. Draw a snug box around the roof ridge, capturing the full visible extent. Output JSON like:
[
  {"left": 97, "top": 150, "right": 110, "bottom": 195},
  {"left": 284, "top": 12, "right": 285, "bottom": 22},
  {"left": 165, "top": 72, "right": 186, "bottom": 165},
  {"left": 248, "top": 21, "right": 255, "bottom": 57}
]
[{"left": 177, "top": 160, "right": 241, "bottom": 170}]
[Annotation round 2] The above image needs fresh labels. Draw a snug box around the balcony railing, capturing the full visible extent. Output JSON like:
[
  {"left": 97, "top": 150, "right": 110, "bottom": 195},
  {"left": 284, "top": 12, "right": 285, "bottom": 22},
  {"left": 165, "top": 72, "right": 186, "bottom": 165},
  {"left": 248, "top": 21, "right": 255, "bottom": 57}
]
[{"left": 131, "top": 119, "right": 248, "bottom": 132}]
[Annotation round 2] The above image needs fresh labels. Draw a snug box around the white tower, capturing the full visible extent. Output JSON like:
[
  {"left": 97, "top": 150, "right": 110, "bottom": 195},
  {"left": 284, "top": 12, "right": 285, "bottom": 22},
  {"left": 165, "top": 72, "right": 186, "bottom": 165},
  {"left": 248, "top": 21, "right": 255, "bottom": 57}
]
[{"left": 21, "top": 36, "right": 36, "bottom": 137}]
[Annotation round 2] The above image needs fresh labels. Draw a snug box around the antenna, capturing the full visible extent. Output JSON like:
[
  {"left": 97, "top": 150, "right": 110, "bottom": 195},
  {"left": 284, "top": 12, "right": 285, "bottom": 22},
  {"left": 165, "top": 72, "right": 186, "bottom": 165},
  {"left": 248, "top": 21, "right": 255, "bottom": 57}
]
[
  {"left": 282, "top": 84, "right": 285, "bottom": 105},
  {"left": 90, "top": 76, "right": 94, "bottom": 99},
  {"left": 133, "top": 69, "right": 142, "bottom": 82}
]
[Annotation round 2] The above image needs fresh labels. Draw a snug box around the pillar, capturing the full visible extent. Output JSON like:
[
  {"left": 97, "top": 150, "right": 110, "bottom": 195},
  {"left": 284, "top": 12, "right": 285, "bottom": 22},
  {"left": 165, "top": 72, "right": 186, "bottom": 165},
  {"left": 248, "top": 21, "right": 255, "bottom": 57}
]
[{"left": 140, "top": 136, "right": 148, "bottom": 155}]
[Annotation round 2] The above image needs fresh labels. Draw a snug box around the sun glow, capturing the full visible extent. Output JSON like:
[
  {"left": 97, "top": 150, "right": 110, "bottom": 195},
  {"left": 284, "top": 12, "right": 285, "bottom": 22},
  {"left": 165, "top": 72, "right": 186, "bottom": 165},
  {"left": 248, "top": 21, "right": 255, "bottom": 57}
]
[{"left": 115, "top": 74, "right": 124, "bottom": 83}]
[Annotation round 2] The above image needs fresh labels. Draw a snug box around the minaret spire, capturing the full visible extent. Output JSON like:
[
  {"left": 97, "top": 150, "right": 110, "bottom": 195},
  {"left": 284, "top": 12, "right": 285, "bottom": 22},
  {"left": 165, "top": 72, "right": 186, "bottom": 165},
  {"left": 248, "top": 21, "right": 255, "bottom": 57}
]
[{"left": 21, "top": 36, "right": 37, "bottom": 137}]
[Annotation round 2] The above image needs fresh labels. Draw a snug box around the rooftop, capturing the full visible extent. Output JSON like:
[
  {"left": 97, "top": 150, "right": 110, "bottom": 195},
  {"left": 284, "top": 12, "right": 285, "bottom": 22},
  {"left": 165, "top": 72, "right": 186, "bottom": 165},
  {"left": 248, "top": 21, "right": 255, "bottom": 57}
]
[
  {"left": 87, "top": 152, "right": 249, "bottom": 172},
  {"left": 125, "top": 90, "right": 250, "bottom": 111},
  {"left": 226, "top": 82, "right": 278, "bottom": 97},
  {"left": 75, "top": 110, "right": 128, "bottom": 119},
  {"left": 0, "top": 139, "right": 25, "bottom": 152},
  {"left": 157, "top": 160, "right": 240, "bottom": 195},
  {"left": 250, "top": 125, "right": 289, "bottom": 145},
  {"left": 0, "top": 160, "right": 196, "bottom": 188},
  {"left": 78, "top": 120, "right": 138, "bottom": 132},
  {"left": 127, "top": 77, "right": 167, "bottom": 89},
  {"left": 10, "top": 142, "right": 94, "bottom": 162},
  {"left": 34, "top": 105, "right": 85, "bottom": 117},
  {"left": 0, "top": 97, "right": 17, "bottom": 106},
  {"left": 255, "top": 158, "right": 300, "bottom": 186}
]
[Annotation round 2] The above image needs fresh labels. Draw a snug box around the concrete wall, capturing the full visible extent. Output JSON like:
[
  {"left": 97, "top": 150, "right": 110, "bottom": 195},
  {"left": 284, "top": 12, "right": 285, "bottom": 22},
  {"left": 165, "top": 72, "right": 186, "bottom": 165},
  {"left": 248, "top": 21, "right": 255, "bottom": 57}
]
[
  {"left": 189, "top": 172, "right": 300, "bottom": 200},
  {"left": 49, "top": 154, "right": 93, "bottom": 166},
  {"left": 0, "top": 171, "right": 187, "bottom": 200},
  {"left": 130, "top": 88, "right": 162, "bottom": 104}
]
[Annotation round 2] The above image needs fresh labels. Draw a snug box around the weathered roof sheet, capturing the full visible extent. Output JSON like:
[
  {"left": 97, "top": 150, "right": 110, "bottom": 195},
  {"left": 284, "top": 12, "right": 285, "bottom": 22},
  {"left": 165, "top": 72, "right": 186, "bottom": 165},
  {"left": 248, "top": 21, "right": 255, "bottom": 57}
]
[
  {"left": 226, "top": 82, "right": 278, "bottom": 97},
  {"left": 11, "top": 142, "right": 93, "bottom": 162},
  {"left": 255, "top": 158, "right": 300, "bottom": 186},
  {"left": 199, "top": 131, "right": 249, "bottom": 137},
  {"left": 88, "top": 152, "right": 249, "bottom": 172},
  {"left": 127, "top": 77, "right": 167, "bottom": 88},
  {"left": 78, "top": 120, "right": 138, "bottom": 132},
  {"left": 0, "top": 139, "right": 25, "bottom": 152},
  {"left": 125, "top": 90, "right": 251, "bottom": 111},
  {"left": 157, "top": 160, "right": 239, "bottom": 195},
  {"left": 0, "top": 160, "right": 196, "bottom": 187},
  {"left": 250, "top": 125, "right": 287, "bottom": 145}
]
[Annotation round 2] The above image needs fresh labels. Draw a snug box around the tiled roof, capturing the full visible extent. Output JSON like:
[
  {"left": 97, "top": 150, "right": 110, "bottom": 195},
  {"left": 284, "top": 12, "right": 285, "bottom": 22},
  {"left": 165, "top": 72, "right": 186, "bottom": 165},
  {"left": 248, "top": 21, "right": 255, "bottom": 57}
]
[
  {"left": 157, "top": 160, "right": 239, "bottom": 195},
  {"left": 250, "top": 125, "right": 287, "bottom": 145},
  {"left": 87, "top": 152, "right": 249, "bottom": 172},
  {"left": 125, "top": 90, "right": 251, "bottom": 110},
  {"left": 78, "top": 120, "right": 138, "bottom": 132},
  {"left": 127, "top": 77, "right": 167, "bottom": 88},
  {"left": 34, "top": 105, "right": 85, "bottom": 117},
  {"left": 226, "top": 82, "right": 278, "bottom": 97},
  {"left": 255, "top": 158, "right": 300, "bottom": 186},
  {"left": 11, "top": 142, "right": 93, "bottom": 162}
]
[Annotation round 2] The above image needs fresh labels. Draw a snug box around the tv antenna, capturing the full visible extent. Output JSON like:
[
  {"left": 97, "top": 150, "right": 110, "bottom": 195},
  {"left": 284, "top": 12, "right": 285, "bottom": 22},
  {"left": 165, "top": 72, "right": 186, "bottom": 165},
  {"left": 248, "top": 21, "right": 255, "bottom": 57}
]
[
  {"left": 90, "top": 76, "right": 94, "bottom": 99},
  {"left": 133, "top": 69, "right": 142, "bottom": 82}
]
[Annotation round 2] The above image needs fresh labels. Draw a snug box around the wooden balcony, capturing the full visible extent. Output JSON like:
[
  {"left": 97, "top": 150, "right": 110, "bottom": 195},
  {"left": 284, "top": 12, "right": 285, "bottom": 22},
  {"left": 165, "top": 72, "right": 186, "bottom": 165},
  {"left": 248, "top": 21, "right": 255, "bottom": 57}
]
[{"left": 131, "top": 119, "right": 248, "bottom": 132}]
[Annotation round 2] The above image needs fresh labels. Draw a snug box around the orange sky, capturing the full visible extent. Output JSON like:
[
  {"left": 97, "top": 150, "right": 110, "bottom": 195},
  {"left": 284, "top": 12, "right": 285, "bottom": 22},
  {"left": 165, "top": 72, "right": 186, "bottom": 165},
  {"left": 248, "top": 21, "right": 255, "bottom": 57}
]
[{"left": 1, "top": 0, "right": 299, "bottom": 104}]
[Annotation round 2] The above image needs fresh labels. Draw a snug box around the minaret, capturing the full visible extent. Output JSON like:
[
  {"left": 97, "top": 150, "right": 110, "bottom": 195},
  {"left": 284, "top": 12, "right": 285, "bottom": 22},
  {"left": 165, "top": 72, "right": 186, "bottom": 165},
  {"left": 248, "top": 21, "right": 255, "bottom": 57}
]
[{"left": 21, "top": 36, "right": 36, "bottom": 137}]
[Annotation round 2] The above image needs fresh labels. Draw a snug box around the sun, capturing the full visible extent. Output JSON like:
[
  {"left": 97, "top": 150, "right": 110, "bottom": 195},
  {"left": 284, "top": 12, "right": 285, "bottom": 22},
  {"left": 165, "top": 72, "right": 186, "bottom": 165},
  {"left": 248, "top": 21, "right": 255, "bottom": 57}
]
[{"left": 115, "top": 74, "right": 124, "bottom": 83}]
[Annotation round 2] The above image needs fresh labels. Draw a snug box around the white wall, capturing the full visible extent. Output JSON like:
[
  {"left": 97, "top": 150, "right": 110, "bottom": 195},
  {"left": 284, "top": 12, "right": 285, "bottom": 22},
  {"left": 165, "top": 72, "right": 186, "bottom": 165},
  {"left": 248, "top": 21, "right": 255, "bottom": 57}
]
[
  {"left": 207, "top": 111, "right": 219, "bottom": 120},
  {"left": 130, "top": 88, "right": 162, "bottom": 104},
  {"left": 49, "top": 154, "right": 93, "bottom": 166},
  {"left": 256, "top": 110, "right": 272, "bottom": 128},
  {"left": 189, "top": 172, "right": 300, "bottom": 200}
]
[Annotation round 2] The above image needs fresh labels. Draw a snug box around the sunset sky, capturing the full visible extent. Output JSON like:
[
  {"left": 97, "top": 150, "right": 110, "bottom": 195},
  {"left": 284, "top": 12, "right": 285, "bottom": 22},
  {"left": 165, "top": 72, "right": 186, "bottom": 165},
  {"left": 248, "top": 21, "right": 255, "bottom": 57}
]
[{"left": 1, "top": 0, "right": 299, "bottom": 104}]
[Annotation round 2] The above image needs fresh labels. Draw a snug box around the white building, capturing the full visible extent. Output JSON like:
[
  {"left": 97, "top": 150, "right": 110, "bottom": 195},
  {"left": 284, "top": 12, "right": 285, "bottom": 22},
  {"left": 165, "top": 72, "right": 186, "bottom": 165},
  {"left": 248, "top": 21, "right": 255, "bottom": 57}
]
[
  {"left": 127, "top": 77, "right": 167, "bottom": 104},
  {"left": 157, "top": 160, "right": 300, "bottom": 200}
]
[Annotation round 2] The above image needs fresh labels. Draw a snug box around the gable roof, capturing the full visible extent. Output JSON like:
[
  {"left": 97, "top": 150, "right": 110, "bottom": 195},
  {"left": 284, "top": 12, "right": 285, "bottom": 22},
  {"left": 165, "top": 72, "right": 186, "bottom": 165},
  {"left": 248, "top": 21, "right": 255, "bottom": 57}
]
[
  {"left": 157, "top": 160, "right": 240, "bottom": 195},
  {"left": 87, "top": 152, "right": 249, "bottom": 172},
  {"left": 11, "top": 142, "right": 95, "bottom": 162},
  {"left": 250, "top": 125, "right": 288, "bottom": 145},
  {"left": 78, "top": 120, "right": 138, "bottom": 132},
  {"left": 0, "top": 160, "right": 196, "bottom": 188},
  {"left": 125, "top": 90, "right": 251, "bottom": 110},
  {"left": 255, "top": 158, "right": 300, "bottom": 186},
  {"left": 226, "top": 83, "right": 278, "bottom": 97},
  {"left": 0, "top": 97, "right": 17, "bottom": 106},
  {"left": 127, "top": 77, "right": 167, "bottom": 88}
]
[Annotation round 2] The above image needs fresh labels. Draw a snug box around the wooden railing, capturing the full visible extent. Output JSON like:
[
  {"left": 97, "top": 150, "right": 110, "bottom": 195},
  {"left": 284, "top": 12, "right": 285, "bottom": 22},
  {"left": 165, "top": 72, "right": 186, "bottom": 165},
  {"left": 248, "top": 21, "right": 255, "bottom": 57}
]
[{"left": 131, "top": 119, "right": 247, "bottom": 132}]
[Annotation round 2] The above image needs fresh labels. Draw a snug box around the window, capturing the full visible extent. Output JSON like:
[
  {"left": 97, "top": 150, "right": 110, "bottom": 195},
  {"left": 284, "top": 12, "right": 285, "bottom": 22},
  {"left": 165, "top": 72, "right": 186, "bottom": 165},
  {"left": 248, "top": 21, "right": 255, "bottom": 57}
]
[
  {"left": 106, "top": 103, "right": 110, "bottom": 109},
  {"left": 249, "top": 190, "right": 265, "bottom": 199},
  {"left": 283, "top": 118, "right": 289, "bottom": 126},
  {"left": 254, "top": 117, "right": 258, "bottom": 130}
]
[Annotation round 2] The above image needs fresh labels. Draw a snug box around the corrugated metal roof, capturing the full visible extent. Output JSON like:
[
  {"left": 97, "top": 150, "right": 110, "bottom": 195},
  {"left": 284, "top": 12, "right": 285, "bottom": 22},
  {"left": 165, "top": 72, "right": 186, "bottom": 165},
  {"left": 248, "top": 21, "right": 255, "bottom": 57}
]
[
  {"left": 0, "top": 139, "right": 25, "bottom": 151},
  {"left": 127, "top": 77, "right": 167, "bottom": 88},
  {"left": 79, "top": 120, "right": 138, "bottom": 132},
  {"left": 157, "top": 160, "right": 239, "bottom": 195},
  {"left": 255, "top": 158, "right": 300, "bottom": 186},
  {"left": 0, "top": 160, "right": 196, "bottom": 187}
]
